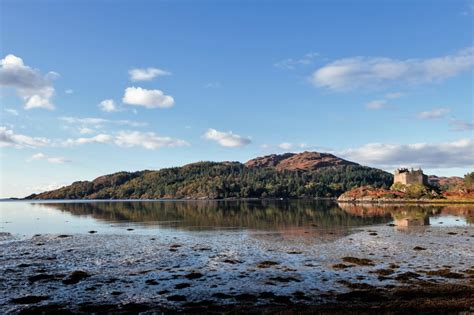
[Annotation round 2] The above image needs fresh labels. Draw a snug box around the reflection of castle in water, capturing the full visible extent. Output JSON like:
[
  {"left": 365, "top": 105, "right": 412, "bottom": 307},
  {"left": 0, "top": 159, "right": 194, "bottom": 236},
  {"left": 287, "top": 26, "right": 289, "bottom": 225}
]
[
  {"left": 337, "top": 202, "right": 473, "bottom": 227},
  {"left": 392, "top": 211, "right": 430, "bottom": 227}
]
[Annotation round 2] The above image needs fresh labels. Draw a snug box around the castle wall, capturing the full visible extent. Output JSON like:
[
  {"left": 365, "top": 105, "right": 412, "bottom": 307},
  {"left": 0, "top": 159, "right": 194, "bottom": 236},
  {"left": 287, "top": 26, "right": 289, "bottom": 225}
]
[{"left": 394, "top": 171, "right": 427, "bottom": 186}]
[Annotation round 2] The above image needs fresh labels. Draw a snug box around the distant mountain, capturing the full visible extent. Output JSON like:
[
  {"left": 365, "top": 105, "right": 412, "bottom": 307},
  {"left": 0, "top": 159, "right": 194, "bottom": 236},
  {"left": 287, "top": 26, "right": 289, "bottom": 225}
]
[{"left": 25, "top": 152, "right": 393, "bottom": 200}]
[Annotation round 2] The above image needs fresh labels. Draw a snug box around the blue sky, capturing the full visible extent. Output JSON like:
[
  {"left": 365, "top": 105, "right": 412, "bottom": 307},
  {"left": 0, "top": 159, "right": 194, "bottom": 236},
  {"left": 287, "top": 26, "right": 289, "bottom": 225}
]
[{"left": 1, "top": 0, "right": 473, "bottom": 197}]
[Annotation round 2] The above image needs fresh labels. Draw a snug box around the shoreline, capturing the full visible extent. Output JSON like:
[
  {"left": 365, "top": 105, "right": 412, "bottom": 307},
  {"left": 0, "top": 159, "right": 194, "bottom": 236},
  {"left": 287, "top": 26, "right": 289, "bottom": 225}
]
[{"left": 4, "top": 197, "right": 474, "bottom": 205}]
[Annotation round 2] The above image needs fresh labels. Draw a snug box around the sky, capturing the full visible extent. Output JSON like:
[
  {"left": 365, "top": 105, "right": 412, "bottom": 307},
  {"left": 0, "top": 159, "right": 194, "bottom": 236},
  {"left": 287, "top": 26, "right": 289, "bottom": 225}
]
[{"left": 0, "top": 0, "right": 473, "bottom": 198}]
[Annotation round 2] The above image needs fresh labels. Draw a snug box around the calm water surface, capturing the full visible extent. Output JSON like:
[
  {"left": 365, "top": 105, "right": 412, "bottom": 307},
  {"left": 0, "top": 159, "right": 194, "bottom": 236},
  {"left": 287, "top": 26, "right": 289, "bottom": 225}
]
[{"left": 0, "top": 200, "right": 472, "bottom": 237}]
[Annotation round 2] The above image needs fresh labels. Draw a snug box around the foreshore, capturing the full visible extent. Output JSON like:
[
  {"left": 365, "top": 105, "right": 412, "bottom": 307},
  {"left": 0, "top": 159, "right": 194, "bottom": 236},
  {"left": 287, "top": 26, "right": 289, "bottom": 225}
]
[
  {"left": 337, "top": 198, "right": 474, "bottom": 204},
  {"left": 1, "top": 223, "right": 473, "bottom": 314}
]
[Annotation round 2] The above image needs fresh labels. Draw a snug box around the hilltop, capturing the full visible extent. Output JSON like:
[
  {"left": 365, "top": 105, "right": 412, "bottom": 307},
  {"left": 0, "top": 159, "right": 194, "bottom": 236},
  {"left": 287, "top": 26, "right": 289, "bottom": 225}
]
[
  {"left": 25, "top": 151, "right": 393, "bottom": 200},
  {"left": 245, "top": 151, "right": 358, "bottom": 171}
]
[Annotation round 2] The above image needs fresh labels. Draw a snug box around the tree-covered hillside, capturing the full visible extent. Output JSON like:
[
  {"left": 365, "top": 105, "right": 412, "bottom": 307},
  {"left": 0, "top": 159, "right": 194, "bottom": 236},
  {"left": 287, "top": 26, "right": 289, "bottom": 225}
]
[{"left": 26, "top": 160, "right": 393, "bottom": 200}]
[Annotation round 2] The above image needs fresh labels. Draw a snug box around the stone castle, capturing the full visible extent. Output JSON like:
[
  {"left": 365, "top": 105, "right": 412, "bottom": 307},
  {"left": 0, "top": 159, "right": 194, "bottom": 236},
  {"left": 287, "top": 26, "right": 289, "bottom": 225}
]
[{"left": 393, "top": 168, "right": 428, "bottom": 186}]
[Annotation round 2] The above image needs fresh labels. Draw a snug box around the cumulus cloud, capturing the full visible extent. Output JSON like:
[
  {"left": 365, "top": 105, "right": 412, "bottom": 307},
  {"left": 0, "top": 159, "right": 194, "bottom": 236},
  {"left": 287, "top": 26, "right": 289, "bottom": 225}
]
[
  {"left": 0, "top": 126, "right": 50, "bottom": 148},
  {"left": 203, "top": 128, "right": 251, "bottom": 148},
  {"left": 417, "top": 107, "right": 451, "bottom": 119},
  {"left": 122, "top": 87, "right": 174, "bottom": 108},
  {"left": 129, "top": 67, "right": 171, "bottom": 81},
  {"left": 339, "top": 139, "right": 474, "bottom": 169},
  {"left": 28, "top": 152, "right": 71, "bottom": 164},
  {"left": 449, "top": 119, "right": 474, "bottom": 131},
  {"left": 98, "top": 99, "right": 119, "bottom": 112},
  {"left": 275, "top": 52, "right": 320, "bottom": 70},
  {"left": 311, "top": 47, "right": 474, "bottom": 90},
  {"left": 115, "top": 131, "right": 189, "bottom": 149},
  {"left": 366, "top": 100, "right": 391, "bottom": 110},
  {"left": 0, "top": 54, "right": 57, "bottom": 109}
]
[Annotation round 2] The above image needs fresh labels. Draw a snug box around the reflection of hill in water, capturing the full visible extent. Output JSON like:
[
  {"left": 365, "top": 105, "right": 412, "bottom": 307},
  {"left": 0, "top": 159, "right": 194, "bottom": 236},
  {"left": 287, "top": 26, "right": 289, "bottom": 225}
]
[
  {"left": 337, "top": 203, "right": 474, "bottom": 226},
  {"left": 35, "top": 200, "right": 390, "bottom": 231}
]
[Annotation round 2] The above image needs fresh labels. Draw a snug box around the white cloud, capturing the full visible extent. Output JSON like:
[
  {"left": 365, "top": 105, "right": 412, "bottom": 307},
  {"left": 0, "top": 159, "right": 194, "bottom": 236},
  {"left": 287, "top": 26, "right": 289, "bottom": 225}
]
[
  {"left": 98, "top": 99, "right": 119, "bottom": 112},
  {"left": 29, "top": 182, "right": 68, "bottom": 194},
  {"left": 4, "top": 108, "right": 18, "bottom": 115},
  {"left": 29, "top": 152, "right": 46, "bottom": 160},
  {"left": 59, "top": 116, "right": 147, "bottom": 129},
  {"left": 262, "top": 142, "right": 321, "bottom": 152},
  {"left": 47, "top": 157, "right": 71, "bottom": 164},
  {"left": 417, "top": 107, "right": 451, "bottom": 119},
  {"left": 449, "top": 119, "right": 474, "bottom": 131},
  {"left": 115, "top": 131, "right": 189, "bottom": 149},
  {"left": 311, "top": 47, "right": 474, "bottom": 90},
  {"left": 0, "top": 126, "right": 50, "bottom": 148},
  {"left": 60, "top": 116, "right": 108, "bottom": 125},
  {"left": 115, "top": 120, "right": 148, "bottom": 127},
  {"left": 63, "top": 131, "right": 188, "bottom": 150},
  {"left": 0, "top": 54, "right": 57, "bottom": 109},
  {"left": 366, "top": 100, "right": 391, "bottom": 110},
  {"left": 203, "top": 128, "right": 251, "bottom": 148},
  {"left": 64, "top": 89, "right": 74, "bottom": 94},
  {"left": 278, "top": 142, "right": 293, "bottom": 150},
  {"left": 64, "top": 134, "right": 113, "bottom": 146},
  {"left": 365, "top": 92, "right": 403, "bottom": 110},
  {"left": 339, "top": 139, "right": 474, "bottom": 169},
  {"left": 79, "top": 127, "right": 95, "bottom": 134},
  {"left": 28, "top": 152, "right": 71, "bottom": 164},
  {"left": 122, "top": 87, "right": 174, "bottom": 108},
  {"left": 129, "top": 67, "right": 171, "bottom": 81},
  {"left": 275, "top": 52, "right": 320, "bottom": 70}
]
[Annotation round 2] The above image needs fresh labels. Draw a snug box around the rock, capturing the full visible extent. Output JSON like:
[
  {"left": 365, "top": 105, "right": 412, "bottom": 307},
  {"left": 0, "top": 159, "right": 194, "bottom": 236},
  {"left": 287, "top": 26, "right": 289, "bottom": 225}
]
[
  {"left": 11, "top": 295, "right": 49, "bottom": 304},
  {"left": 341, "top": 257, "right": 374, "bottom": 266},
  {"left": 413, "top": 246, "right": 427, "bottom": 251},
  {"left": 28, "top": 274, "right": 62, "bottom": 283},
  {"left": 62, "top": 270, "right": 91, "bottom": 285},
  {"left": 257, "top": 261, "right": 279, "bottom": 268},
  {"left": 184, "top": 272, "right": 203, "bottom": 280},
  {"left": 145, "top": 279, "right": 159, "bottom": 285},
  {"left": 175, "top": 283, "right": 191, "bottom": 289}
]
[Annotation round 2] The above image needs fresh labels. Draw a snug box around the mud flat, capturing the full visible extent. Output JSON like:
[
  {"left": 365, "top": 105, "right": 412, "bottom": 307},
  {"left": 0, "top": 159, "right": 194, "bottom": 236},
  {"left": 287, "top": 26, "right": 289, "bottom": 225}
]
[{"left": 1, "top": 225, "right": 473, "bottom": 314}]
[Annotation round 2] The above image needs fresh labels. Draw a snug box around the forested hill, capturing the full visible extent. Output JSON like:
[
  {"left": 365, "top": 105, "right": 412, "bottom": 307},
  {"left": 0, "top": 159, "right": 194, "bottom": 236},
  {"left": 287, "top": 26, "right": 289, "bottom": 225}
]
[{"left": 25, "top": 152, "right": 393, "bottom": 200}]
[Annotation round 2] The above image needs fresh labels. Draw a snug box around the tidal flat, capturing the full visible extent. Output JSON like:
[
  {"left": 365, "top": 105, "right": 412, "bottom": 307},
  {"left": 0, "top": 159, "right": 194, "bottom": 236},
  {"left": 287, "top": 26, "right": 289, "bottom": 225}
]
[{"left": 0, "top": 201, "right": 473, "bottom": 314}]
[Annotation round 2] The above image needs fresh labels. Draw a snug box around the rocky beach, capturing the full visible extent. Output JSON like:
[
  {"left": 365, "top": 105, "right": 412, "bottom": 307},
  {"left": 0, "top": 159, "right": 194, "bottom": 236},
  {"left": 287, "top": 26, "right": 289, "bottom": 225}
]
[{"left": 1, "top": 218, "right": 473, "bottom": 314}]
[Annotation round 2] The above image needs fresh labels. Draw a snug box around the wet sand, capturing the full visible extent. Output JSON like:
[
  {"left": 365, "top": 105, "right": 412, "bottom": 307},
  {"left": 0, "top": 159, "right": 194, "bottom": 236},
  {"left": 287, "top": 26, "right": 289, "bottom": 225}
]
[{"left": 1, "top": 225, "right": 473, "bottom": 314}]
